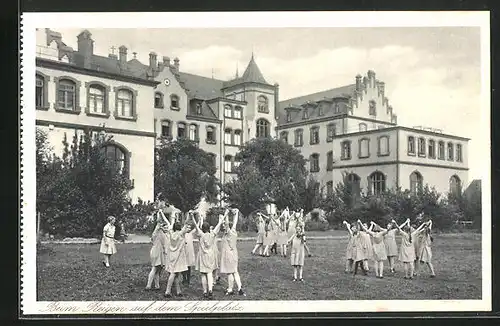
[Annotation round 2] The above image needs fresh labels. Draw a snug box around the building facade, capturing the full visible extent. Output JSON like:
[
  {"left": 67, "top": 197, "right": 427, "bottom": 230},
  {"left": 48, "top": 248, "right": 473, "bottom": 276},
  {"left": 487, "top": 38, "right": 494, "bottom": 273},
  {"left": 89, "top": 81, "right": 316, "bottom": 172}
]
[
  {"left": 277, "top": 71, "right": 469, "bottom": 197},
  {"left": 35, "top": 29, "right": 158, "bottom": 202},
  {"left": 35, "top": 28, "right": 470, "bottom": 204}
]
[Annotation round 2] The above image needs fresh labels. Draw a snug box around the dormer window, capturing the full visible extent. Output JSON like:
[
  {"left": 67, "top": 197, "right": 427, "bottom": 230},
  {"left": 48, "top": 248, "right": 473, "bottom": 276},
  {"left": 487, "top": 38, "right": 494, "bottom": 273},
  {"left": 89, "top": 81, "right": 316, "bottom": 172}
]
[
  {"left": 286, "top": 111, "right": 292, "bottom": 122},
  {"left": 303, "top": 108, "right": 309, "bottom": 119},
  {"left": 318, "top": 104, "right": 324, "bottom": 116},
  {"left": 194, "top": 102, "right": 202, "bottom": 115}
]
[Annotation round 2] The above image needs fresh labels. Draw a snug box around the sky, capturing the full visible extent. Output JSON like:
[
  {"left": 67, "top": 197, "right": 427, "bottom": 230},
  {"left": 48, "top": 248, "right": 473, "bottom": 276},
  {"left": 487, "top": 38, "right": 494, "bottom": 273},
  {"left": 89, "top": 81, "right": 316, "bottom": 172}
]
[{"left": 50, "top": 27, "right": 483, "bottom": 181}]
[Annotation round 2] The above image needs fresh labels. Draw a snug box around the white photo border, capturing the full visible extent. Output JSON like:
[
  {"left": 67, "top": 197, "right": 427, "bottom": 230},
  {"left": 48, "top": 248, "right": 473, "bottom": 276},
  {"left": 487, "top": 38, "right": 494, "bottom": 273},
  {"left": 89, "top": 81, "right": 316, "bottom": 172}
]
[{"left": 20, "top": 11, "right": 492, "bottom": 315}]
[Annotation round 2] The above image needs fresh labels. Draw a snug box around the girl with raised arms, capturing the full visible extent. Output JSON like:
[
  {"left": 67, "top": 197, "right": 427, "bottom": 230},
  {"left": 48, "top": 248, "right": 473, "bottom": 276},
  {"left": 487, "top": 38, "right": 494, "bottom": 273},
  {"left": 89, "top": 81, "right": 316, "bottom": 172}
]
[
  {"left": 220, "top": 208, "right": 246, "bottom": 296},
  {"left": 359, "top": 220, "right": 393, "bottom": 278},
  {"left": 392, "top": 218, "right": 429, "bottom": 280},
  {"left": 145, "top": 209, "right": 170, "bottom": 290}
]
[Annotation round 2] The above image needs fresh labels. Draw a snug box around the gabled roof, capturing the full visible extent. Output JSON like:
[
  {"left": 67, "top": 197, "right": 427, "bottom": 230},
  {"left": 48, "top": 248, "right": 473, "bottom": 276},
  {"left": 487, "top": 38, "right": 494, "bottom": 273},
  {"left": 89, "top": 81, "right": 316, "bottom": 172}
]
[{"left": 279, "top": 84, "right": 356, "bottom": 110}]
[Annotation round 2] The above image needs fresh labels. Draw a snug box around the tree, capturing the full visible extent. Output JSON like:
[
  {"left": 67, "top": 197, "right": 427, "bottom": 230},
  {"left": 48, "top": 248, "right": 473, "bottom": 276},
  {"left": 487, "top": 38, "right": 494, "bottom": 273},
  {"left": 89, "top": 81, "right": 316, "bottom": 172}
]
[
  {"left": 154, "top": 137, "right": 219, "bottom": 221},
  {"left": 224, "top": 137, "right": 309, "bottom": 212},
  {"left": 37, "top": 128, "right": 134, "bottom": 237}
]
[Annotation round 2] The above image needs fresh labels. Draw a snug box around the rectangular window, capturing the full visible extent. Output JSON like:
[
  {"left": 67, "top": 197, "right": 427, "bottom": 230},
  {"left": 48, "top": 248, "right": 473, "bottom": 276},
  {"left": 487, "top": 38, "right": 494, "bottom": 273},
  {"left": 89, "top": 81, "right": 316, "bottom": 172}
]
[
  {"left": 294, "top": 130, "right": 303, "bottom": 147},
  {"left": 359, "top": 138, "right": 370, "bottom": 158},
  {"left": 224, "top": 105, "right": 232, "bottom": 118},
  {"left": 286, "top": 112, "right": 292, "bottom": 122},
  {"left": 310, "top": 127, "right": 320, "bottom": 145},
  {"left": 341, "top": 141, "right": 351, "bottom": 160},
  {"left": 161, "top": 121, "right": 170, "bottom": 138},
  {"left": 438, "top": 142, "right": 445, "bottom": 160},
  {"left": 378, "top": 136, "right": 389, "bottom": 156},
  {"left": 327, "top": 151, "right": 334, "bottom": 171},
  {"left": 447, "top": 143, "right": 454, "bottom": 161},
  {"left": 456, "top": 144, "right": 463, "bottom": 162},
  {"left": 224, "top": 130, "right": 232, "bottom": 145},
  {"left": 206, "top": 127, "right": 216, "bottom": 144},
  {"left": 177, "top": 124, "right": 186, "bottom": 138},
  {"left": 224, "top": 157, "right": 232, "bottom": 172},
  {"left": 36, "top": 77, "right": 43, "bottom": 108},
  {"left": 234, "top": 131, "right": 242, "bottom": 146},
  {"left": 418, "top": 138, "right": 426, "bottom": 157},
  {"left": 428, "top": 140, "right": 436, "bottom": 159},
  {"left": 234, "top": 107, "right": 242, "bottom": 119},
  {"left": 327, "top": 124, "right": 336, "bottom": 142},
  {"left": 407, "top": 136, "right": 415, "bottom": 155}
]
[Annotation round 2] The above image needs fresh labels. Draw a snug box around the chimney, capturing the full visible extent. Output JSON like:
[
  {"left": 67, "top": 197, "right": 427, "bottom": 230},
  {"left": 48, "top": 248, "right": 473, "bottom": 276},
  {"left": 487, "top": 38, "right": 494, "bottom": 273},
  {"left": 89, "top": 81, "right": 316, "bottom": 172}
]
[
  {"left": 149, "top": 52, "right": 157, "bottom": 69},
  {"left": 77, "top": 30, "right": 94, "bottom": 69},
  {"left": 367, "top": 70, "right": 376, "bottom": 87},
  {"left": 355, "top": 74, "right": 362, "bottom": 91},
  {"left": 119, "top": 45, "right": 127, "bottom": 63},
  {"left": 174, "top": 57, "right": 180, "bottom": 72}
]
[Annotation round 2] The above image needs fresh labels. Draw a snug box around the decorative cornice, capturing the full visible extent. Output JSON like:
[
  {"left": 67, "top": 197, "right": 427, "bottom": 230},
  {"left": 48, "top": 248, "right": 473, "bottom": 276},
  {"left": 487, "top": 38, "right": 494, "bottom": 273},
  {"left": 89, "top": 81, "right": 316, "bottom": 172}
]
[
  {"left": 36, "top": 119, "right": 156, "bottom": 138},
  {"left": 36, "top": 58, "right": 160, "bottom": 87},
  {"left": 206, "top": 97, "right": 247, "bottom": 105},
  {"left": 186, "top": 114, "right": 222, "bottom": 125},
  {"left": 331, "top": 160, "right": 469, "bottom": 171}
]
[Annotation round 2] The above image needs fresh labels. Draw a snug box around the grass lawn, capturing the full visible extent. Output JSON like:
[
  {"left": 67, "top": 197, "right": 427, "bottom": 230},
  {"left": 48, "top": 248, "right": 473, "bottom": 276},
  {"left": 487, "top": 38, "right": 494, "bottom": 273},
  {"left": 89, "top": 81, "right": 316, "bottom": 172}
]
[{"left": 37, "top": 233, "right": 482, "bottom": 301}]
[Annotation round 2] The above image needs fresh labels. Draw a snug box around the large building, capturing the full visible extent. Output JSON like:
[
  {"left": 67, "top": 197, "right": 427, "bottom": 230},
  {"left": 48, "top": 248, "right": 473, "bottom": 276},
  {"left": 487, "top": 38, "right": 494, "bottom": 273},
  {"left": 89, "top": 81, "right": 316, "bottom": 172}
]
[{"left": 35, "top": 28, "right": 469, "bottom": 204}]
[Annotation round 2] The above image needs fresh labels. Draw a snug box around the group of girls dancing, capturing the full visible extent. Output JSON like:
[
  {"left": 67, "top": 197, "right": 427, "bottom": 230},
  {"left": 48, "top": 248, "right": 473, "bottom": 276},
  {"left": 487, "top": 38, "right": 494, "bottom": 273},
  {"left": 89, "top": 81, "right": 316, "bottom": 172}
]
[
  {"left": 145, "top": 205, "right": 246, "bottom": 299},
  {"left": 343, "top": 217, "right": 436, "bottom": 279},
  {"left": 251, "top": 207, "right": 313, "bottom": 281}
]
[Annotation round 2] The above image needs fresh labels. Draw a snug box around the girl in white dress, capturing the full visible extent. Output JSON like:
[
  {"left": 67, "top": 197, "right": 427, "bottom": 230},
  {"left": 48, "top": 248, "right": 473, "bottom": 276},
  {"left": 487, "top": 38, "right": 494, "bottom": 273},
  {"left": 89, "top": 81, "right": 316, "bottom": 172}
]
[
  {"left": 360, "top": 223, "right": 373, "bottom": 272},
  {"left": 163, "top": 218, "right": 192, "bottom": 298},
  {"left": 251, "top": 213, "right": 265, "bottom": 256},
  {"left": 193, "top": 211, "right": 225, "bottom": 299},
  {"left": 100, "top": 216, "right": 117, "bottom": 267},
  {"left": 342, "top": 221, "right": 355, "bottom": 273},
  {"left": 288, "top": 225, "right": 306, "bottom": 281},
  {"left": 277, "top": 208, "right": 291, "bottom": 257},
  {"left": 146, "top": 210, "right": 170, "bottom": 290},
  {"left": 220, "top": 208, "right": 246, "bottom": 296},
  {"left": 289, "top": 209, "right": 313, "bottom": 257},
  {"left": 360, "top": 221, "right": 392, "bottom": 278},
  {"left": 260, "top": 212, "right": 279, "bottom": 257},
  {"left": 416, "top": 220, "right": 436, "bottom": 277},
  {"left": 392, "top": 218, "right": 428, "bottom": 280},
  {"left": 182, "top": 215, "right": 197, "bottom": 286},
  {"left": 383, "top": 222, "right": 398, "bottom": 273}
]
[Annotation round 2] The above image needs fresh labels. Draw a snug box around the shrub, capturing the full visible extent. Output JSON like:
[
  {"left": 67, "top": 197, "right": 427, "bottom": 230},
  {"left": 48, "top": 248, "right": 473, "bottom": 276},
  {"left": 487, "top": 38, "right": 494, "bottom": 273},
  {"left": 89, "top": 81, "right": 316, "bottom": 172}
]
[{"left": 304, "top": 218, "right": 329, "bottom": 231}]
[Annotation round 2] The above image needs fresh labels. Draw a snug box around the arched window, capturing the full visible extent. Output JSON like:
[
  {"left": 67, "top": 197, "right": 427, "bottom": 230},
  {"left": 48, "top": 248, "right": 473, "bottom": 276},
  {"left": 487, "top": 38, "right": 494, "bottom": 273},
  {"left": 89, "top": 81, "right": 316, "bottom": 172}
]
[
  {"left": 418, "top": 137, "right": 426, "bottom": 156},
  {"left": 341, "top": 140, "right": 351, "bottom": 160},
  {"left": 206, "top": 126, "right": 216, "bottom": 144},
  {"left": 447, "top": 142, "right": 454, "bottom": 161},
  {"left": 161, "top": 120, "right": 171, "bottom": 138},
  {"left": 428, "top": 139, "right": 436, "bottom": 159},
  {"left": 101, "top": 143, "right": 129, "bottom": 177},
  {"left": 358, "top": 138, "right": 370, "bottom": 158},
  {"left": 89, "top": 85, "right": 106, "bottom": 114},
  {"left": 224, "top": 104, "right": 233, "bottom": 118},
  {"left": 369, "top": 172, "right": 386, "bottom": 195},
  {"left": 170, "top": 94, "right": 179, "bottom": 109},
  {"left": 310, "top": 153, "right": 320, "bottom": 172},
  {"left": 256, "top": 118, "right": 270, "bottom": 138},
  {"left": 257, "top": 95, "right": 269, "bottom": 113},
  {"left": 378, "top": 135, "right": 389, "bottom": 156},
  {"left": 154, "top": 92, "right": 164, "bottom": 108},
  {"left": 234, "top": 130, "right": 242, "bottom": 146},
  {"left": 234, "top": 106, "right": 242, "bottom": 119},
  {"left": 36, "top": 75, "right": 44, "bottom": 108},
  {"left": 189, "top": 124, "right": 199, "bottom": 141},
  {"left": 359, "top": 123, "right": 367, "bottom": 132},
  {"left": 326, "top": 151, "right": 334, "bottom": 171},
  {"left": 449, "top": 175, "right": 461, "bottom": 196},
  {"left": 280, "top": 131, "right": 288, "bottom": 143},
  {"left": 224, "top": 155, "right": 233, "bottom": 173},
  {"left": 177, "top": 122, "right": 186, "bottom": 139},
  {"left": 294, "top": 129, "right": 303, "bottom": 147},
  {"left": 407, "top": 136, "right": 415, "bottom": 155},
  {"left": 116, "top": 89, "right": 133, "bottom": 117},
  {"left": 57, "top": 79, "right": 77, "bottom": 110},
  {"left": 224, "top": 128, "right": 232, "bottom": 144},
  {"left": 345, "top": 173, "right": 361, "bottom": 199},
  {"left": 438, "top": 141, "right": 445, "bottom": 159},
  {"left": 410, "top": 171, "right": 423, "bottom": 195}
]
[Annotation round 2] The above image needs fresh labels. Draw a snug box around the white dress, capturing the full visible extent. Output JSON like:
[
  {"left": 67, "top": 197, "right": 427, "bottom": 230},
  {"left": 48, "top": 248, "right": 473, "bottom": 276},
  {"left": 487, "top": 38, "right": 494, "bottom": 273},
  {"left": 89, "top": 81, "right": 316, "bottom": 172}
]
[{"left": 99, "top": 223, "right": 117, "bottom": 255}]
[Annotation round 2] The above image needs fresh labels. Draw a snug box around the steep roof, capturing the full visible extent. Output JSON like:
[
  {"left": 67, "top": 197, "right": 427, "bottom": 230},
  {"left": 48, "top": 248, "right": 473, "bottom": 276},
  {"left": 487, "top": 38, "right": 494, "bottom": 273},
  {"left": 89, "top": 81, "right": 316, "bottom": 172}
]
[
  {"left": 223, "top": 55, "right": 271, "bottom": 89},
  {"left": 177, "top": 72, "right": 224, "bottom": 100},
  {"left": 276, "top": 84, "right": 356, "bottom": 126}
]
